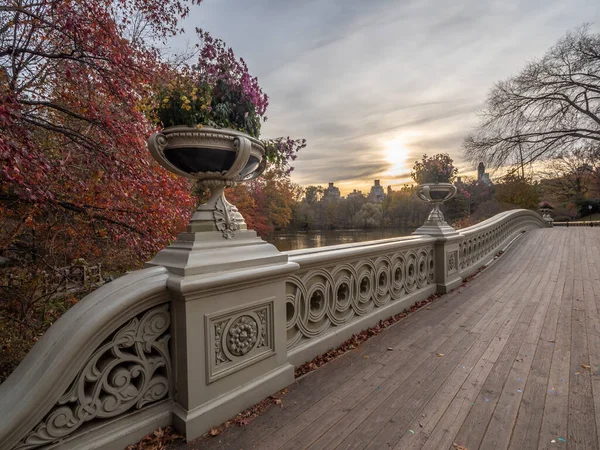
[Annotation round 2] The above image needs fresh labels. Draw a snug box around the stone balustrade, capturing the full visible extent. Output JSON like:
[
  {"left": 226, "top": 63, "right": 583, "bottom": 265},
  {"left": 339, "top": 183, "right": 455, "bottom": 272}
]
[{"left": 0, "top": 209, "right": 549, "bottom": 449}]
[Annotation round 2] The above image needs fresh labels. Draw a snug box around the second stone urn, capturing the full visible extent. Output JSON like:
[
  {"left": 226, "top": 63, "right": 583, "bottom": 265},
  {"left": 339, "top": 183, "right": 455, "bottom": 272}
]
[
  {"left": 148, "top": 126, "right": 266, "bottom": 239},
  {"left": 413, "top": 182, "right": 458, "bottom": 237}
]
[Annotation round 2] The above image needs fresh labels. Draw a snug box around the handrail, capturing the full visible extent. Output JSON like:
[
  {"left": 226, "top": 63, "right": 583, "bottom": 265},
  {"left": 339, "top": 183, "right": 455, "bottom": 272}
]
[
  {"left": 0, "top": 266, "right": 171, "bottom": 450},
  {"left": 456, "top": 209, "right": 549, "bottom": 277}
]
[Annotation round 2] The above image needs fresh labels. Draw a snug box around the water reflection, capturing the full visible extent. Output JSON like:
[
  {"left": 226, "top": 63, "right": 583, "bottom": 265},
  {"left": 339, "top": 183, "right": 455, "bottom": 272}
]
[{"left": 265, "top": 228, "right": 416, "bottom": 252}]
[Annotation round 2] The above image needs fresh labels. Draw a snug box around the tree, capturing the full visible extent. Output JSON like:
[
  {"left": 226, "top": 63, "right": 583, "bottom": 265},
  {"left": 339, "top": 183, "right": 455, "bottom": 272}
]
[
  {"left": 494, "top": 174, "right": 540, "bottom": 210},
  {"left": 465, "top": 26, "right": 600, "bottom": 171},
  {"left": 304, "top": 185, "right": 324, "bottom": 204},
  {"left": 540, "top": 147, "right": 600, "bottom": 203}
]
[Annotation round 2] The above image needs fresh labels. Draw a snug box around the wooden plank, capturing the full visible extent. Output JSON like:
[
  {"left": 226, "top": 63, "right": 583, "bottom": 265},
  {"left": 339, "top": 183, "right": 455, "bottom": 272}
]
[
  {"left": 479, "top": 230, "right": 565, "bottom": 450},
  {"left": 583, "top": 228, "right": 600, "bottom": 448},
  {"left": 537, "top": 231, "right": 574, "bottom": 450},
  {"left": 389, "top": 269, "right": 544, "bottom": 450},
  {"left": 508, "top": 230, "right": 569, "bottom": 450},
  {"left": 567, "top": 242, "right": 598, "bottom": 449}
]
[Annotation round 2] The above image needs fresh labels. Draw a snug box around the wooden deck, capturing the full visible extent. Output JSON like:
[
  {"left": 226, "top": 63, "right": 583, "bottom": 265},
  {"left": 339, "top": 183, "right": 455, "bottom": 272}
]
[{"left": 184, "top": 228, "right": 600, "bottom": 450}]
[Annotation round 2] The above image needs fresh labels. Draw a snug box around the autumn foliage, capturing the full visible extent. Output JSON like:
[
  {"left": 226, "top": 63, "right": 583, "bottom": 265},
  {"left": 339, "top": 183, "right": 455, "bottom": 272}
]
[{"left": 0, "top": 0, "right": 202, "bottom": 379}]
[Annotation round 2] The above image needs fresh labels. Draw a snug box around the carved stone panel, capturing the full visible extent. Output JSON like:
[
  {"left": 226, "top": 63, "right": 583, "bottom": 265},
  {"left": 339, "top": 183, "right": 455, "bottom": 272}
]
[
  {"left": 206, "top": 299, "right": 274, "bottom": 383},
  {"left": 15, "top": 303, "right": 172, "bottom": 450},
  {"left": 285, "top": 245, "right": 436, "bottom": 350},
  {"left": 447, "top": 250, "right": 458, "bottom": 275}
]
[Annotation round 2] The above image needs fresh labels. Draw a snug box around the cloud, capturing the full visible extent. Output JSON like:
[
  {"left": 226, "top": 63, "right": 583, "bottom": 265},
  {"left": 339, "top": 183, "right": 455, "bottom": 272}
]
[{"left": 176, "top": 0, "right": 600, "bottom": 191}]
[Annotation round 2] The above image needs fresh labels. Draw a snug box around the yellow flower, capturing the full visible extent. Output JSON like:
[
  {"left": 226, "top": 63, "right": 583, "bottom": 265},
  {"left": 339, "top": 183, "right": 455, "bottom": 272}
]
[
  {"left": 196, "top": 124, "right": 203, "bottom": 129},
  {"left": 162, "top": 97, "right": 169, "bottom": 103},
  {"left": 182, "top": 104, "right": 191, "bottom": 111},
  {"left": 180, "top": 95, "right": 189, "bottom": 102},
  {"left": 191, "top": 95, "right": 197, "bottom": 101},
  {"left": 201, "top": 104, "right": 207, "bottom": 110}
]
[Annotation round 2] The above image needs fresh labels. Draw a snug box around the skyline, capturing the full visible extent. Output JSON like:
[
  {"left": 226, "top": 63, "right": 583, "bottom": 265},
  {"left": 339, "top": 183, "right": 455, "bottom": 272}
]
[{"left": 172, "top": 0, "right": 600, "bottom": 194}]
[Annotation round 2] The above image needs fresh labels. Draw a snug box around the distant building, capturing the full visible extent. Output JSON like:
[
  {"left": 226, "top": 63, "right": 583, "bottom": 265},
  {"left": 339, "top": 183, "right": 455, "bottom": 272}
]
[
  {"left": 368, "top": 179, "right": 385, "bottom": 202},
  {"left": 347, "top": 189, "right": 364, "bottom": 200},
  {"left": 477, "top": 162, "right": 491, "bottom": 185},
  {"left": 324, "top": 182, "right": 341, "bottom": 200}
]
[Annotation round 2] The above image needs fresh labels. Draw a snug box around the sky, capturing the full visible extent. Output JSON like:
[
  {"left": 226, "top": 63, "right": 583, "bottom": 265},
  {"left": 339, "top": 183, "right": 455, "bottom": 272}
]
[{"left": 171, "top": 0, "right": 600, "bottom": 195}]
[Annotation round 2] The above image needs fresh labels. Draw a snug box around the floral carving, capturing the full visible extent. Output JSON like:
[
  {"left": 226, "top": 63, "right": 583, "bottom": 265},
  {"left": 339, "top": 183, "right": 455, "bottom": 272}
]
[
  {"left": 227, "top": 315, "right": 259, "bottom": 356},
  {"left": 214, "top": 195, "right": 239, "bottom": 239},
  {"left": 214, "top": 319, "right": 231, "bottom": 365},
  {"left": 208, "top": 304, "right": 274, "bottom": 383},
  {"left": 16, "top": 304, "right": 172, "bottom": 450},
  {"left": 447, "top": 251, "right": 457, "bottom": 275}
]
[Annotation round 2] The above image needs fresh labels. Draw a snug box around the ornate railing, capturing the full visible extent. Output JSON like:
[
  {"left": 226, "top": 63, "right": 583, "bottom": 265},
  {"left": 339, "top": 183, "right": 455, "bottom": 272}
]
[
  {"left": 0, "top": 267, "right": 173, "bottom": 450},
  {"left": 0, "top": 209, "right": 550, "bottom": 449},
  {"left": 285, "top": 236, "right": 437, "bottom": 365},
  {"left": 458, "top": 209, "right": 549, "bottom": 277}
]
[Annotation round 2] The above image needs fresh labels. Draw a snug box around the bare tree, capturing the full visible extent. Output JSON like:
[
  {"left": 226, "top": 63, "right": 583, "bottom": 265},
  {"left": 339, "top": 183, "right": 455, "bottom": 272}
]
[
  {"left": 464, "top": 25, "right": 600, "bottom": 171},
  {"left": 541, "top": 147, "right": 599, "bottom": 202}
]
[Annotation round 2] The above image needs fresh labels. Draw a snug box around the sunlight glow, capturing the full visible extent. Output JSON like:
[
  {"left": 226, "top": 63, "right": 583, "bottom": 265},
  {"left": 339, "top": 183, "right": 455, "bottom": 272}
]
[{"left": 385, "top": 139, "right": 409, "bottom": 176}]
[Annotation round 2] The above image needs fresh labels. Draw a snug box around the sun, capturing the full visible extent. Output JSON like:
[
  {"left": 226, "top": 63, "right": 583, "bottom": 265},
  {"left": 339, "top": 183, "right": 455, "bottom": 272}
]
[{"left": 385, "top": 139, "right": 409, "bottom": 176}]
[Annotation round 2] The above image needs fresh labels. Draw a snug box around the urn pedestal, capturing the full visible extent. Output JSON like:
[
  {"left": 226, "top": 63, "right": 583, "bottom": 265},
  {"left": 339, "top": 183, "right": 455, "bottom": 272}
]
[
  {"left": 146, "top": 126, "right": 296, "bottom": 440},
  {"left": 413, "top": 183, "right": 462, "bottom": 294},
  {"left": 412, "top": 183, "right": 459, "bottom": 237}
]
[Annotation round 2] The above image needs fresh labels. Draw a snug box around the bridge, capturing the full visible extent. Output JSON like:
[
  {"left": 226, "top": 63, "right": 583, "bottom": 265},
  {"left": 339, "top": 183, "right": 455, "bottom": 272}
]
[{"left": 1, "top": 208, "right": 598, "bottom": 450}]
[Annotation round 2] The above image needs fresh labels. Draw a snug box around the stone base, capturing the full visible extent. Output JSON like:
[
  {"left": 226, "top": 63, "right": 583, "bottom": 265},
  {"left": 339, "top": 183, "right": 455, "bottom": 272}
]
[
  {"left": 413, "top": 221, "right": 459, "bottom": 238},
  {"left": 172, "top": 364, "right": 294, "bottom": 441},
  {"left": 437, "top": 276, "right": 463, "bottom": 294}
]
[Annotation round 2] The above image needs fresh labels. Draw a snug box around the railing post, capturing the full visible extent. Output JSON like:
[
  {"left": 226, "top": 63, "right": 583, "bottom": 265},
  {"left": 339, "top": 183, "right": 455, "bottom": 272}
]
[
  {"left": 146, "top": 221, "right": 297, "bottom": 440},
  {"left": 145, "top": 130, "right": 298, "bottom": 441},
  {"left": 432, "top": 234, "right": 464, "bottom": 293}
]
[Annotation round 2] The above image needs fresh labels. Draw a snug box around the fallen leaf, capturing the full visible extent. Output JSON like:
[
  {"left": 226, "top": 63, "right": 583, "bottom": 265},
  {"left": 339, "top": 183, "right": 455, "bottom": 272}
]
[
  {"left": 363, "top": 355, "right": 370, "bottom": 359},
  {"left": 387, "top": 347, "right": 394, "bottom": 351},
  {"left": 436, "top": 353, "right": 445, "bottom": 357},
  {"left": 210, "top": 427, "right": 221, "bottom": 437},
  {"left": 274, "top": 398, "right": 282, "bottom": 405},
  {"left": 582, "top": 364, "right": 591, "bottom": 371}
]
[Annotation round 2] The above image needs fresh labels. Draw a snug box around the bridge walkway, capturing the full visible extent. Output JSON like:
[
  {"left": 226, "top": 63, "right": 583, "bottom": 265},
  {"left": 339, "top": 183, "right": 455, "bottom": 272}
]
[{"left": 181, "top": 228, "right": 600, "bottom": 450}]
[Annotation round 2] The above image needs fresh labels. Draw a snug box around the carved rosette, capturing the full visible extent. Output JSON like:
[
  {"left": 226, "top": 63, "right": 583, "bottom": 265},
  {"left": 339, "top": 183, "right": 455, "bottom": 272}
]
[
  {"left": 15, "top": 304, "right": 172, "bottom": 450},
  {"left": 206, "top": 302, "right": 274, "bottom": 383},
  {"left": 285, "top": 246, "right": 435, "bottom": 349},
  {"left": 227, "top": 316, "right": 259, "bottom": 356}
]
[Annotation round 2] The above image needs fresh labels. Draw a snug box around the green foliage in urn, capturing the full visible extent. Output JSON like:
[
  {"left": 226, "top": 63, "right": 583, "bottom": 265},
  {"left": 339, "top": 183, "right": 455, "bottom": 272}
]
[{"left": 411, "top": 153, "right": 458, "bottom": 184}]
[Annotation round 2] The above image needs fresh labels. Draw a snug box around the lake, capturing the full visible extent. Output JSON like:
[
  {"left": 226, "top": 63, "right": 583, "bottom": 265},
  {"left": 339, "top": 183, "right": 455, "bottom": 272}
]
[{"left": 265, "top": 228, "right": 416, "bottom": 252}]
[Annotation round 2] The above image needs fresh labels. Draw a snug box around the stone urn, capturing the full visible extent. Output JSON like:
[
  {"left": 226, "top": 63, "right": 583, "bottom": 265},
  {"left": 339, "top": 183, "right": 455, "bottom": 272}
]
[
  {"left": 539, "top": 205, "right": 554, "bottom": 225},
  {"left": 148, "top": 126, "right": 266, "bottom": 239},
  {"left": 413, "top": 182, "right": 458, "bottom": 237}
]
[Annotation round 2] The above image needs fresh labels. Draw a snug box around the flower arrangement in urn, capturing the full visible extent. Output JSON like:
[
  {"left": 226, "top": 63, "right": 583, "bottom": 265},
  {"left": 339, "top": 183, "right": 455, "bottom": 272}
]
[
  {"left": 146, "top": 31, "right": 304, "bottom": 176},
  {"left": 411, "top": 153, "right": 458, "bottom": 185},
  {"left": 411, "top": 153, "right": 458, "bottom": 236},
  {"left": 145, "top": 30, "right": 305, "bottom": 239}
]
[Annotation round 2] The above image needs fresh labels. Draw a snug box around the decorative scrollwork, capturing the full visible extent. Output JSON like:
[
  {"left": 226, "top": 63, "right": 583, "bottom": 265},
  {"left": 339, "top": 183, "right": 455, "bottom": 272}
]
[
  {"left": 16, "top": 304, "right": 172, "bottom": 450},
  {"left": 286, "top": 246, "right": 435, "bottom": 349},
  {"left": 214, "top": 195, "right": 240, "bottom": 239}
]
